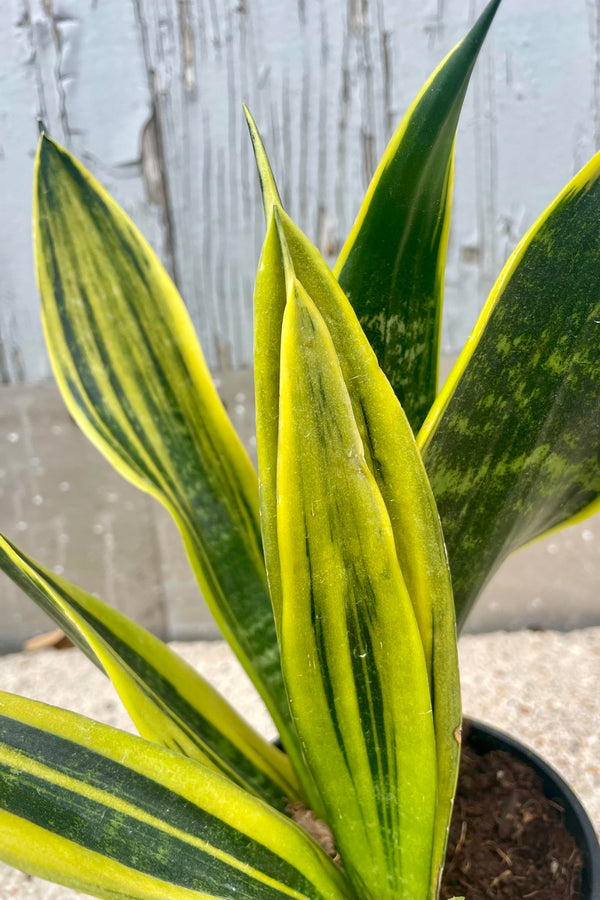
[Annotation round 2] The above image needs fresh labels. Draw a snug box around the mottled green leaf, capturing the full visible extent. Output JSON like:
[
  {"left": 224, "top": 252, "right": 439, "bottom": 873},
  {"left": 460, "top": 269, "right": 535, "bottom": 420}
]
[
  {"left": 419, "top": 150, "right": 600, "bottom": 630},
  {"left": 277, "top": 273, "right": 436, "bottom": 900},
  {"left": 0, "top": 692, "right": 351, "bottom": 900},
  {"left": 0, "top": 533, "right": 300, "bottom": 810},
  {"left": 334, "top": 0, "right": 501, "bottom": 432}
]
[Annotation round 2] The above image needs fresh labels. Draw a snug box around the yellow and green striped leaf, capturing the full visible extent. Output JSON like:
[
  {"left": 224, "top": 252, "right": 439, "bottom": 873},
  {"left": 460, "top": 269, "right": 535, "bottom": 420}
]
[
  {"left": 0, "top": 533, "right": 299, "bottom": 810},
  {"left": 0, "top": 692, "right": 352, "bottom": 900},
  {"left": 251, "top": 192, "right": 327, "bottom": 816},
  {"left": 253, "top": 210, "right": 286, "bottom": 637},
  {"left": 248, "top": 115, "right": 461, "bottom": 890},
  {"left": 334, "top": 0, "right": 501, "bottom": 433},
  {"left": 419, "top": 150, "right": 600, "bottom": 631},
  {"left": 277, "top": 276, "right": 436, "bottom": 900},
  {"left": 249, "top": 113, "right": 456, "bottom": 666},
  {"left": 32, "top": 134, "right": 301, "bottom": 770}
]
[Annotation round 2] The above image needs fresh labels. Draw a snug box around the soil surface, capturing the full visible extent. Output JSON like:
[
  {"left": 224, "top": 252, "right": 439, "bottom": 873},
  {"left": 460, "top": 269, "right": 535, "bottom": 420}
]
[{"left": 440, "top": 737, "right": 583, "bottom": 899}]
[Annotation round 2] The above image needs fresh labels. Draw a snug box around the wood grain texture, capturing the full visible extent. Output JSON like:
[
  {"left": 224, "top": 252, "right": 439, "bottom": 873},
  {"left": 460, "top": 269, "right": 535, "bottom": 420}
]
[{"left": 1, "top": 0, "right": 598, "bottom": 384}]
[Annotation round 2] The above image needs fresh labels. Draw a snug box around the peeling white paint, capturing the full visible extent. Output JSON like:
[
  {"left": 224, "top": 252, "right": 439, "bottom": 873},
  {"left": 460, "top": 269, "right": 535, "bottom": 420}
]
[{"left": 0, "top": 0, "right": 597, "bottom": 383}]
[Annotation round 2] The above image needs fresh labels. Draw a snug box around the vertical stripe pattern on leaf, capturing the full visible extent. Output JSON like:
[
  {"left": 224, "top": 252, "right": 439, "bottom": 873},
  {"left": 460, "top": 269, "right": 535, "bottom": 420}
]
[
  {"left": 0, "top": 693, "right": 352, "bottom": 900},
  {"left": 247, "top": 114, "right": 461, "bottom": 889},
  {"left": 33, "top": 135, "right": 299, "bottom": 767},
  {"left": 278, "top": 279, "right": 437, "bottom": 900}
]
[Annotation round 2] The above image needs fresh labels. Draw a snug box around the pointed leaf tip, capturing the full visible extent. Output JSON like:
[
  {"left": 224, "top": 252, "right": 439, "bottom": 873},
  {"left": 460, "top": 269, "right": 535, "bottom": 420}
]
[
  {"left": 333, "top": 0, "right": 503, "bottom": 433},
  {"left": 466, "top": 0, "right": 503, "bottom": 46},
  {"left": 38, "top": 131, "right": 59, "bottom": 152},
  {"left": 31, "top": 135, "right": 301, "bottom": 780},
  {"left": 244, "top": 108, "right": 282, "bottom": 222},
  {"left": 35, "top": 132, "right": 65, "bottom": 179},
  {"left": 421, "top": 144, "right": 600, "bottom": 630}
]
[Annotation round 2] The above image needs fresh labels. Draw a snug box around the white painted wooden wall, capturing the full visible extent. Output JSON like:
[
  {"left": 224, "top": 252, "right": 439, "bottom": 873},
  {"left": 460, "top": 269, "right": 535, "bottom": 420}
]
[{"left": 1, "top": 0, "right": 599, "bottom": 385}]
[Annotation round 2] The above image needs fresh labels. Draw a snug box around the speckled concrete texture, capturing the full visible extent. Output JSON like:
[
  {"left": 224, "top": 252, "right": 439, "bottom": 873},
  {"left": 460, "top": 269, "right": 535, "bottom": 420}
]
[{"left": 0, "top": 629, "right": 598, "bottom": 898}]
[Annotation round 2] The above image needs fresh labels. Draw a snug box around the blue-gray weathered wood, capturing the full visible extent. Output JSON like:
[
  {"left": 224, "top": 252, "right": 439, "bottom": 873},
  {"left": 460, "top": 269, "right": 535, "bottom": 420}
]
[{"left": 1, "top": 0, "right": 598, "bottom": 382}]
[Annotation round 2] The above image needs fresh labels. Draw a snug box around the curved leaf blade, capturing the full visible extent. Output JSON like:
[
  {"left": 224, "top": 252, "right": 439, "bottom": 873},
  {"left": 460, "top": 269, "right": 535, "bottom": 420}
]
[
  {"left": 0, "top": 692, "right": 351, "bottom": 900},
  {"left": 244, "top": 103, "right": 282, "bottom": 219},
  {"left": 33, "top": 135, "right": 298, "bottom": 763},
  {"left": 278, "top": 278, "right": 437, "bottom": 900},
  {"left": 334, "top": 0, "right": 502, "bottom": 432},
  {"left": 0, "top": 533, "right": 300, "bottom": 809},
  {"left": 419, "top": 150, "right": 600, "bottom": 630}
]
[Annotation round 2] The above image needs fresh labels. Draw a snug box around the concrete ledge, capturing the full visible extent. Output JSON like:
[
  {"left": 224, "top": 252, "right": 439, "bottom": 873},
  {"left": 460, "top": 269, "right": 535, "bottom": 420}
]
[
  {"left": 2, "top": 374, "right": 600, "bottom": 652},
  {"left": 0, "top": 377, "right": 255, "bottom": 653}
]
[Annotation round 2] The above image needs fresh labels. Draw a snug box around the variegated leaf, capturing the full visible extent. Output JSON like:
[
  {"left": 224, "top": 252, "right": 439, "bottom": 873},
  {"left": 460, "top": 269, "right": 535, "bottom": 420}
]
[
  {"left": 0, "top": 533, "right": 299, "bottom": 810},
  {"left": 249, "top": 112, "right": 456, "bottom": 668},
  {"left": 277, "top": 274, "right": 436, "bottom": 900},
  {"left": 253, "top": 207, "right": 286, "bottom": 636},
  {"left": 0, "top": 692, "right": 352, "bottom": 900},
  {"left": 33, "top": 134, "right": 303, "bottom": 774},
  {"left": 419, "top": 150, "right": 600, "bottom": 630},
  {"left": 334, "top": 0, "right": 502, "bottom": 432},
  {"left": 247, "top": 123, "right": 460, "bottom": 885}
]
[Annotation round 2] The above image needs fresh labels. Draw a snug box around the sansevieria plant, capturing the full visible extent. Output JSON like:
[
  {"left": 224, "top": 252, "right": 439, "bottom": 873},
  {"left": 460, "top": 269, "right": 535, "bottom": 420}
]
[{"left": 2, "top": 1, "right": 600, "bottom": 897}]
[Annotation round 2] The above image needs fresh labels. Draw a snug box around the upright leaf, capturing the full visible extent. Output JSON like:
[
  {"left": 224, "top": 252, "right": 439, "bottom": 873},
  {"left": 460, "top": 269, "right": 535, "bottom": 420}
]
[
  {"left": 33, "top": 135, "right": 301, "bottom": 773},
  {"left": 334, "top": 0, "right": 502, "bottom": 432},
  {"left": 419, "top": 150, "right": 600, "bottom": 630},
  {"left": 278, "top": 277, "right": 436, "bottom": 900},
  {"left": 249, "top": 113, "right": 454, "bottom": 662},
  {"left": 0, "top": 692, "right": 351, "bottom": 900},
  {"left": 0, "top": 533, "right": 300, "bottom": 809},
  {"left": 248, "top": 112, "right": 461, "bottom": 886},
  {"left": 281, "top": 213, "right": 462, "bottom": 895},
  {"left": 253, "top": 211, "right": 286, "bottom": 635}
]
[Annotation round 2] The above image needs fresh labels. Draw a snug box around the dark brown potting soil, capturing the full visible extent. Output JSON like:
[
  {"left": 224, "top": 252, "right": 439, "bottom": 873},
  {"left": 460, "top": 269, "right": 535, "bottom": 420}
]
[{"left": 440, "top": 741, "right": 583, "bottom": 900}]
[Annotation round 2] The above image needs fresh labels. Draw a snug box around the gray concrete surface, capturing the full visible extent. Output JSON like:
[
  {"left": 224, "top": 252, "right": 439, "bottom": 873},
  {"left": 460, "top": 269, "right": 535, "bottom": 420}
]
[
  {"left": 0, "top": 378, "right": 256, "bottom": 652},
  {"left": 2, "top": 377, "right": 600, "bottom": 652},
  {"left": 0, "top": 628, "right": 598, "bottom": 898}
]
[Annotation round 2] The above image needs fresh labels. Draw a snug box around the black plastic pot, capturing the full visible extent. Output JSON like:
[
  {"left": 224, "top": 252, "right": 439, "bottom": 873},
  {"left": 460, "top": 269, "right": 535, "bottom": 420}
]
[
  {"left": 276, "top": 720, "right": 599, "bottom": 898},
  {"left": 466, "top": 718, "right": 600, "bottom": 900}
]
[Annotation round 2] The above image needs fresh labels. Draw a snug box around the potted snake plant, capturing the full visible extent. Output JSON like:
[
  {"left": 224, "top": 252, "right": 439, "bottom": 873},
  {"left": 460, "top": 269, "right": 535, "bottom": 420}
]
[{"left": 0, "top": 0, "right": 599, "bottom": 896}]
